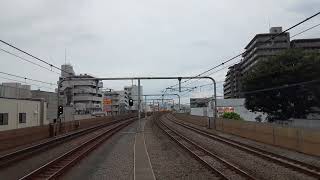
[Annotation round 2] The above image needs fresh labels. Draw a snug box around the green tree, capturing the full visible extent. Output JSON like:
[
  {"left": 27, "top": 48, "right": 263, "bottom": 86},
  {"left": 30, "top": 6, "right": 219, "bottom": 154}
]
[
  {"left": 242, "top": 49, "right": 320, "bottom": 120},
  {"left": 222, "top": 112, "right": 243, "bottom": 120}
]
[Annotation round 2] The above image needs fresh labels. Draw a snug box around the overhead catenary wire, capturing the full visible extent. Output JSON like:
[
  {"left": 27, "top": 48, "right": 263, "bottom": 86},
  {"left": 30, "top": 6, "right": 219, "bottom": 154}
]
[
  {"left": 0, "top": 75, "right": 55, "bottom": 90},
  {"left": 186, "top": 22, "right": 320, "bottom": 91},
  {"left": 164, "top": 11, "right": 320, "bottom": 90},
  {"left": 0, "top": 47, "right": 60, "bottom": 75},
  {"left": 168, "top": 16, "right": 320, "bottom": 95},
  {"left": 182, "top": 21, "right": 320, "bottom": 90},
  {"left": 0, "top": 39, "right": 72, "bottom": 76},
  {"left": 0, "top": 71, "right": 55, "bottom": 86},
  {"left": 182, "top": 61, "right": 240, "bottom": 87},
  {"left": 242, "top": 79, "right": 320, "bottom": 94},
  {"left": 291, "top": 23, "right": 320, "bottom": 38}
]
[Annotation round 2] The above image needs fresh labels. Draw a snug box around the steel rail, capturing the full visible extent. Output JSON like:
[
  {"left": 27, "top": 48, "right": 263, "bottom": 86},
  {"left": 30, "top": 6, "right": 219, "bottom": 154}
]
[
  {"left": 0, "top": 116, "right": 137, "bottom": 168},
  {"left": 156, "top": 115, "right": 256, "bottom": 180},
  {"left": 166, "top": 114, "right": 320, "bottom": 179},
  {"left": 19, "top": 119, "right": 134, "bottom": 180}
]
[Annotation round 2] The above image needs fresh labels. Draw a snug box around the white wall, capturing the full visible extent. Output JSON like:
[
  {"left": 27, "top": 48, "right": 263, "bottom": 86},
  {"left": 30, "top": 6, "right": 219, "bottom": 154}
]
[
  {"left": 217, "top": 99, "right": 267, "bottom": 121},
  {"left": 0, "top": 98, "right": 47, "bottom": 131},
  {"left": 291, "top": 119, "right": 320, "bottom": 129},
  {"left": 191, "top": 108, "right": 206, "bottom": 116},
  {"left": 190, "top": 98, "right": 267, "bottom": 121}
]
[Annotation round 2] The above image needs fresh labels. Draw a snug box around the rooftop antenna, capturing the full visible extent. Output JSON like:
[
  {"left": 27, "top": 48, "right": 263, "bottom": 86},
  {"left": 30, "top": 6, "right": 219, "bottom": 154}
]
[{"left": 65, "top": 48, "right": 67, "bottom": 64}]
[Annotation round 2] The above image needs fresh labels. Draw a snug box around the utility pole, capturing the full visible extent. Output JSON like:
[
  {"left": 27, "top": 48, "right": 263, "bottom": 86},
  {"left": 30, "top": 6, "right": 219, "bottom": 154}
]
[
  {"left": 138, "top": 79, "right": 141, "bottom": 131},
  {"left": 152, "top": 100, "right": 155, "bottom": 117},
  {"left": 145, "top": 95, "right": 147, "bottom": 117}
]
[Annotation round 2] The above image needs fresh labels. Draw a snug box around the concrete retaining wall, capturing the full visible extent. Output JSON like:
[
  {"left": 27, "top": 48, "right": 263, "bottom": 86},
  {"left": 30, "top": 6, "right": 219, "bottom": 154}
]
[
  {"left": 174, "top": 114, "right": 320, "bottom": 156},
  {"left": 0, "top": 125, "right": 50, "bottom": 152}
]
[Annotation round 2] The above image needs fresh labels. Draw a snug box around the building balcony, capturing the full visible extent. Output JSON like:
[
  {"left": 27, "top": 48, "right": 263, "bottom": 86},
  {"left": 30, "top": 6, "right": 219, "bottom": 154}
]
[
  {"left": 243, "top": 44, "right": 289, "bottom": 62},
  {"left": 73, "top": 96, "right": 103, "bottom": 102},
  {"left": 224, "top": 82, "right": 232, "bottom": 89},
  {"left": 73, "top": 88, "right": 101, "bottom": 94},
  {"left": 224, "top": 88, "right": 231, "bottom": 94},
  {"left": 245, "top": 34, "right": 289, "bottom": 52}
]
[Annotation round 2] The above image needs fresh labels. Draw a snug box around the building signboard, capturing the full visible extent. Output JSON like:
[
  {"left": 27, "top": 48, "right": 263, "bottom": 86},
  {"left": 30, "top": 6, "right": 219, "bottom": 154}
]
[
  {"left": 103, "top": 97, "right": 112, "bottom": 112},
  {"left": 217, "top": 107, "right": 235, "bottom": 117}
]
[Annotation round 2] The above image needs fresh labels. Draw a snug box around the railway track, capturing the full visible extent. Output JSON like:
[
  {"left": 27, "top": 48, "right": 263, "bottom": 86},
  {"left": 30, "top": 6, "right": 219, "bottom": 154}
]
[
  {"left": 19, "top": 119, "right": 134, "bottom": 180},
  {"left": 165, "top": 114, "right": 320, "bottom": 179},
  {"left": 0, "top": 117, "right": 136, "bottom": 168},
  {"left": 156, "top": 116, "right": 257, "bottom": 180}
]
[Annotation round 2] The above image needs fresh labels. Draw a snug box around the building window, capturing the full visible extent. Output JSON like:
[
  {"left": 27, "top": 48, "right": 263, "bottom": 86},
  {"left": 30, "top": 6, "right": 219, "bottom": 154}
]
[
  {"left": 19, "top": 113, "right": 26, "bottom": 123},
  {"left": 0, "top": 113, "right": 8, "bottom": 125}
]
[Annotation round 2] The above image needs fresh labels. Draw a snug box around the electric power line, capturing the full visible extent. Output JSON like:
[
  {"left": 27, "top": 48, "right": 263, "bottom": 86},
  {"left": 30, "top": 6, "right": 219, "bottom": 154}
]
[
  {"left": 291, "top": 23, "right": 320, "bottom": 38},
  {"left": 183, "top": 21, "right": 320, "bottom": 90},
  {"left": 165, "top": 11, "right": 320, "bottom": 90},
  {"left": 182, "top": 61, "right": 240, "bottom": 87},
  {"left": 0, "top": 75, "right": 55, "bottom": 90},
  {"left": 242, "top": 79, "right": 320, "bottom": 94},
  {"left": 0, "top": 47, "right": 60, "bottom": 75},
  {"left": 169, "top": 16, "right": 320, "bottom": 93},
  {"left": 0, "top": 71, "right": 55, "bottom": 86},
  {"left": 0, "top": 39, "right": 72, "bottom": 76}
]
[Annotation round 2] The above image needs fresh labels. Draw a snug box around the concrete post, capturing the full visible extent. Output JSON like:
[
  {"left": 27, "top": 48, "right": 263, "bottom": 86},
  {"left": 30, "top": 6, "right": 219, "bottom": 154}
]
[{"left": 138, "top": 79, "right": 141, "bottom": 131}]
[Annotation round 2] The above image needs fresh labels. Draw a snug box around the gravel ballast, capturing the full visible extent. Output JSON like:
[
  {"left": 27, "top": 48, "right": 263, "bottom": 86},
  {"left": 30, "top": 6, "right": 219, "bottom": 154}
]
[
  {"left": 171, "top": 113, "right": 320, "bottom": 168},
  {"left": 61, "top": 120, "right": 138, "bottom": 180},
  {"left": 0, "top": 122, "right": 126, "bottom": 180},
  {"left": 144, "top": 116, "right": 217, "bottom": 180},
  {"left": 162, "top": 115, "right": 317, "bottom": 180}
]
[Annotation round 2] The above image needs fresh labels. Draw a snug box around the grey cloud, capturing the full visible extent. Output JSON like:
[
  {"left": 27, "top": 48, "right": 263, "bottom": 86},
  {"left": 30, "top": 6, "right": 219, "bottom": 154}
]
[
  {"left": 286, "top": 1, "right": 320, "bottom": 15},
  {"left": 0, "top": 0, "right": 319, "bottom": 103}
]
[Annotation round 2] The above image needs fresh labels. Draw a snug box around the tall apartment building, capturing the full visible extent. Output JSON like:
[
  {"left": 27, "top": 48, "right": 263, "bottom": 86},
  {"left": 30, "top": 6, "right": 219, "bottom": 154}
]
[
  {"left": 291, "top": 38, "right": 320, "bottom": 51},
  {"left": 224, "top": 27, "right": 290, "bottom": 99},
  {"left": 124, "top": 85, "right": 143, "bottom": 111},
  {"left": 240, "top": 27, "right": 290, "bottom": 74},
  {"left": 224, "top": 27, "right": 320, "bottom": 99},
  {"left": 223, "top": 64, "right": 241, "bottom": 99},
  {"left": 58, "top": 64, "right": 103, "bottom": 115}
]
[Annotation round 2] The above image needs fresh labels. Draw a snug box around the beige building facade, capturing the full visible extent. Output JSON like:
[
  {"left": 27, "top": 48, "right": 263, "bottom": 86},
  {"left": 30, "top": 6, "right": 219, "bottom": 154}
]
[{"left": 0, "top": 97, "right": 48, "bottom": 131}]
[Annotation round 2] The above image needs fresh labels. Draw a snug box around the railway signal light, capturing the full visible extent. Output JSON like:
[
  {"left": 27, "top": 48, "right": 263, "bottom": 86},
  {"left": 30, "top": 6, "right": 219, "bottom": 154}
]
[
  {"left": 58, "top": 105, "right": 63, "bottom": 116},
  {"left": 129, "top": 99, "right": 134, "bottom": 106}
]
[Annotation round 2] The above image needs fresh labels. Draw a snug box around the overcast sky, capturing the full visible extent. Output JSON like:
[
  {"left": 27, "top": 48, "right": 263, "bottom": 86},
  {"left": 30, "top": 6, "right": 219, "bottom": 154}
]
[{"left": 0, "top": 0, "right": 319, "bottom": 103}]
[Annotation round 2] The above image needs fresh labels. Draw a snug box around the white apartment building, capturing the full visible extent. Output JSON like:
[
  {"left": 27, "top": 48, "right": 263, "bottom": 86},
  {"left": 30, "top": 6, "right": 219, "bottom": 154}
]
[
  {"left": 0, "top": 97, "right": 48, "bottom": 131},
  {"left": 124, "top": 85, "right": 143, "bottom": 111},
  {"left": 58, "top": 64, "right": 103, "bottom": 116}
]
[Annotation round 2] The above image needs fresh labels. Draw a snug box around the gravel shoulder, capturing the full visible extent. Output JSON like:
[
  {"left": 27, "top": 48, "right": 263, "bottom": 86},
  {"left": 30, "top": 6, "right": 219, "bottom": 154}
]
[
  {"left": 163, "top": 115, "right": 317, "bottom": 180},
  {"left": 144, "top": 116, "right": 217, "bottom": 180},
  {"left": 172, "top": 113, "right": 320, "bottom": 168}
]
